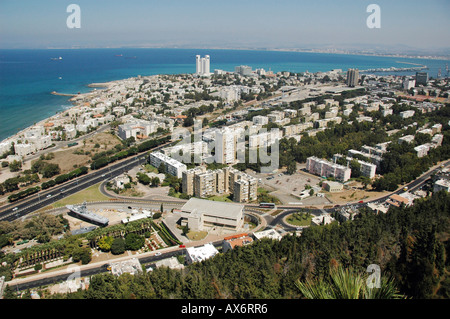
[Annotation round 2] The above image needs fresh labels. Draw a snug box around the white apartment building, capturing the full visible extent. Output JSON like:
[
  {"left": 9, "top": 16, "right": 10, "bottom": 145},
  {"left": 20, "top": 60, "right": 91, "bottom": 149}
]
[
  {"left": 400, "top": 110, "right": 415, "bottom": 119},
  {"left": 306, "top": 156, "right": 351, "bottom": 182},
  {"left": 267, "top": 111, "right": 285, "bottom": 123},
  {"left": 14, "top": 143, "right": 36, "bottom": 157},
  {"left": 149, "top": 152, "right": 187, "bottom": 178},
  {"left": 252, "top": 115, "right": 269, "bottom": 126},
  {"left": 215, "top": 128, "right": 243, "bottom": 164},
  {"left": 0, "top": 141, "right": 12, "bottom": 156},
  {"left": 283, "top": 122, "right": 313, "bottom": 136},
  {"left": 248, "top": 129, "right": 282, "bottom": 149},
  {"left": 196, "top": 55, "right": 211, "bottom": 76},
  {"left": 118, "top": 119, "right": 168, "bottom": 140},
  {"left": 414, "top": 144, "right": 430, "bottom": 158},
  {"left": 332, "top": 154, "right": 377, "bottom": 179}
]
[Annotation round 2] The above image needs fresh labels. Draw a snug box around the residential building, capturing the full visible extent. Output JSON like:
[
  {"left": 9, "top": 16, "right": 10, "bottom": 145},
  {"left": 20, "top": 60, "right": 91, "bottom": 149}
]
[
  {"left": 182, "top": 166, "right": 257, "bottom": 202},
  {"left": 414, "top": 144, "right": 430, "bottom": 158},
  {"left": 252, "top": 115, "right": 269, "bottom": 126},
  {"left": 306, "top": 156, "right": 352, "bottom": 182},
  {"left": 400, "top": 110, "right": 415, "bottom": 119},
  {"left": 346, "top": 68, "right": 359, "bottom": 87},
  {"left": 415, "top": 72, "right": 428, "bottom": 86},
  {"left": 235, "top": 65, "right": 252, "bottom": 76},
  {"left": 149, "top": 152, "right": 187, "bottom": 178},
  {"left": 222, "top": 233, "right": 254, "bottom": 253},
  {"left": 196, "top": 55, "right": 211, "bottom": 76},
  {"left": 182, "top": 166, "right": 207, "bottom": 196},
  {"left": 403, "top": 77, "right": 416, "bottom": 90}
]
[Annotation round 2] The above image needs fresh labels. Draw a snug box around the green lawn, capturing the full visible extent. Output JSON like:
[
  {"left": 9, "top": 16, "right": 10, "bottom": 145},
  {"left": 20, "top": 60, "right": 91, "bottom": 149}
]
[
  {"left": 286, "top": 212, "right": 313, "bottom": 226},
  {"left": 40, "top": 182, "right": 110, "bottom": 211},
  {"left": 207, "top": 194, "right": 233, "bottom": 202}
]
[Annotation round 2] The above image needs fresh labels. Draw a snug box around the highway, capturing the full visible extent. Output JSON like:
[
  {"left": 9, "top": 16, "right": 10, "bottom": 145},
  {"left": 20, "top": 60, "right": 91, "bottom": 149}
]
[
  {"left": 2, "top": 146, "right": 449, "bottom": 292},
  {"left": 8, "top": 240, "right": 223, "bottom": 292},
  {"left": 0, "top": 139, "right": 176, "bottom": 222}
]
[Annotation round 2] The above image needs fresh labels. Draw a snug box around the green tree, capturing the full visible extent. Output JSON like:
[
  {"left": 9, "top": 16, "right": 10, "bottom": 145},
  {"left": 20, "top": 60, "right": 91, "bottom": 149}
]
[
  {"left": 9, "top": 160, "right": 22, "bottom": 172},
  {"left": 111, "top": 237, "right": 126, "bottom": 255},
  {"left": 97, "top": 236, "right": 114, "bottom": 252},
  {"left": 125, "top": 233, "right": 145, "bottom": 251},
  {"left": 72, "top": 247, "right": 92, "bottom": 265},
  {"left": 41, "top": 163, "right": 61, "bottom": 178},
  {"left": 295, "top": 265, "right": 403, "bottom": 299}
]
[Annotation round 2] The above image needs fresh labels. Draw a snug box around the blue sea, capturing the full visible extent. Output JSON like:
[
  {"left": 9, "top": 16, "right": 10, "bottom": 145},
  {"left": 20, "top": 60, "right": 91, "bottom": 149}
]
[{"left": 0, "top": 48, "right": 448, "bottom": 141}]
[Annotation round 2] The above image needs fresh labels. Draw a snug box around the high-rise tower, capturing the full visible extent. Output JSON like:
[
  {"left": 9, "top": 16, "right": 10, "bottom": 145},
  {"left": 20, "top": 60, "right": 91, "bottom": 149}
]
[{"left": 196, "top": 55, "right": 211, "bottom": 76}]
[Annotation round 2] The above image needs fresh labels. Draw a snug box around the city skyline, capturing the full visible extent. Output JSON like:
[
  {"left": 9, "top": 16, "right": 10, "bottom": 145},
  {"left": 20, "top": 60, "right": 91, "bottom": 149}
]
[{"left": 0, "top": 0, "right": 449, "bottom": 56}]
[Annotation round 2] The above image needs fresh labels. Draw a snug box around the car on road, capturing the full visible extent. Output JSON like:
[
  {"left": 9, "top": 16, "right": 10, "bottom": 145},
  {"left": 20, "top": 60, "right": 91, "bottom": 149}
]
[
  {"left": 179, "top": 245, "right": 186, "bottom": 248},
  {"left": 47, "top": 194, "right": 52, "bottom": 198},
  {"left": 12, "top": 207, "right": 18, "bottom": 211},
  {"left": 101, "top": 174, "right": 105, "bottom": 177},
  {"left": 358, "top": 200, "right": 364, "bottom": 203},
  {"left": 155, "top": 252, "right": 162, "bottom": 256}
]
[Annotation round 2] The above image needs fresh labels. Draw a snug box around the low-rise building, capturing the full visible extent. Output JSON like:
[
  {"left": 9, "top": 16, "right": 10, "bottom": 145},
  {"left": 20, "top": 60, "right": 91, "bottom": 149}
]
[
  {"left": 186, "top": 243, "right": 219, "bottom": 264},
  {"left": 252, "top": 229, "right": 282, "bottom": 241},
  {"left": 322, "top": 181, "right": 343, "bottom": 192},
  {"left": 222, "top": 233, "right": 254, "bottom": 253},
  {"left": 434, "top": 179, "right": 450, "bottom": 193},
  {"left": 178, "top": 198, "right": 244, "bottom": 231},
  {"left": 110, "top": 258, "right": 143, "bottom": 276}
]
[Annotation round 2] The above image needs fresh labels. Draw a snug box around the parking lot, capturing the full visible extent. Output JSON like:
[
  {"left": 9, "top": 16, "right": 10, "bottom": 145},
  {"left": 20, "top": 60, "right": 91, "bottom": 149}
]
[{"left": 247, "top": 168, "right": 332, "bottom": 205}]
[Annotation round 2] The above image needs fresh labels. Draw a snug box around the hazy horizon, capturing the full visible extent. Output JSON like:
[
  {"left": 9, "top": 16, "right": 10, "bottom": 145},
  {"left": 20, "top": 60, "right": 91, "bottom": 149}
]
[{"left": 1, "top": 0, "right": 449, "bottom": 55}]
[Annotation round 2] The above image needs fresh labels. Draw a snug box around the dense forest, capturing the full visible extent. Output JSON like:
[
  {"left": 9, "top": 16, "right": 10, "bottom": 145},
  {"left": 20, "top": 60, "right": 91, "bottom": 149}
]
[{"left": 20, "top": 191, "right": 448, "bottom": 300}]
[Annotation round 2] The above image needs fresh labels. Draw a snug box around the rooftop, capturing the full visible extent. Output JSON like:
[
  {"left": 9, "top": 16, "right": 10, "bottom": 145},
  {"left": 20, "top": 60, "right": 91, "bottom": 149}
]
[
  {"left": 181, "top": 197, "right": 244, "bottom": 219},
  {"left": 186, "top": 243, "right": 219, "bottom": 263}
]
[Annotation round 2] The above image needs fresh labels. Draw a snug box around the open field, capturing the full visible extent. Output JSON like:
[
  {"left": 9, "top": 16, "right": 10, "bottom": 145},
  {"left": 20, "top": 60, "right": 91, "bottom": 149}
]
[
  {"left": 48, "top": 132, "right": 122, "bottom": 174},
  {"left": 324, "top": 187, "right": 389, "bottom": 205}
]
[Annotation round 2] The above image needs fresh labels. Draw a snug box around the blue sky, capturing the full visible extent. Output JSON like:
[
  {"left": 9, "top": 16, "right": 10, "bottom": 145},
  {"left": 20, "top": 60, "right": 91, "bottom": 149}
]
[{"left": 0, "top": 0, "right": 449, "bottom": 52}]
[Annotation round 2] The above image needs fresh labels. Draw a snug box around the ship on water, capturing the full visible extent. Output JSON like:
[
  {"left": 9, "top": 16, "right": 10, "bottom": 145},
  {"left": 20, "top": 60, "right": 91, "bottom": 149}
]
[
  {"left": 66, "top": 201, "right": 109, "bottom": 227},
  {"left": 51, "top": 56, "right": 62, "bottom": 60}
]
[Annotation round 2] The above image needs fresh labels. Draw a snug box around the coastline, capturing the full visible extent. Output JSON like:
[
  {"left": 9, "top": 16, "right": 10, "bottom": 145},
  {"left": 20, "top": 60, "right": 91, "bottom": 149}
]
[
  {"left": 0, "top": 81, "right": 115, "bottom": 145},
  {"left": 0, "top": 48, "right": 447, "bottom": 145}
]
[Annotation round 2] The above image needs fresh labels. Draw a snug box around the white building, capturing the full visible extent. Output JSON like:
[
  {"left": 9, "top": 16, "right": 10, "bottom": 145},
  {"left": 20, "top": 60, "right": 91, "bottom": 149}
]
[
  {"left": 403, "top": 78, "right": 416, "bottom": 90},
  {"left": 400, "top": 110, "right": 415, "bottom": 119},
  {"left": 186, "top": 243, "right": 219, "bottom": 264},
  {"left": 414, "top": 144, "right": 430, "bottom": 158},
  {"left": 252, "top": 229, "right": 282, "bottom": 241},
  {"left": 434, "top": 179, "right": 450, "bottom": 192},
  {"left": 149, "top": 152, "right": 187, "bottom": 178},
  {"left": 248, "top": 129, "right": 281, "bottom": 149},
  {"left": 252, "top": 115, "right": 269, "bottom": 126},
  {"left": 14, "top": 143, "right": 36, "bottom": 157},
  {"left": 196, "top": 55, "right": 211, "bottom": 76},
  {"left": 215, "top": 128, "right": 242, "bottom": 164},
  {"left": 306, "top": 156, "right": 352, "bottom": 182},
  {"left": 178, "top": 198, "right": 244, "bottom": 231}
]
